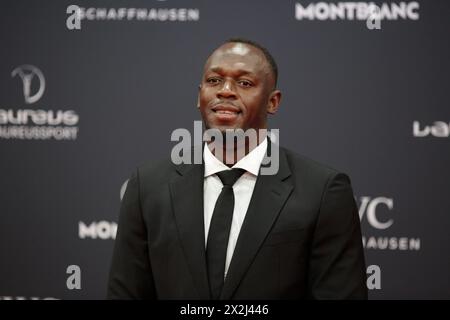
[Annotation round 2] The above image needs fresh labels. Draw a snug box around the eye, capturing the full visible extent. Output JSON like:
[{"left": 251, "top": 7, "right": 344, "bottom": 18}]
[
  {"left": 238, "top": 79, "right": 253, "bottom": 87},
  {"left": 206, "top": 77, "right": 221, "bottom": 85}
]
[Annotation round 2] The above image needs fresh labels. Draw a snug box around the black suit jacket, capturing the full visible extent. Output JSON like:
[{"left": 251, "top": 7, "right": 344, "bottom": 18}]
[{"left": 107, "top": 144, "right": 367, "bottom": 299}]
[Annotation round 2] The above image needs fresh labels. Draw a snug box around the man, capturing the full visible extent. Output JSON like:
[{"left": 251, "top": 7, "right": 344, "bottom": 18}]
[{"left": 107, "top": 38, "right": 367, "bottom": 299}]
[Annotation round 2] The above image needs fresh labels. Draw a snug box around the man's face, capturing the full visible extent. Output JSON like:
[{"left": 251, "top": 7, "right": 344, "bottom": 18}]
[{"left": 198, "top": 43, "right": 280, "bottom": 133}]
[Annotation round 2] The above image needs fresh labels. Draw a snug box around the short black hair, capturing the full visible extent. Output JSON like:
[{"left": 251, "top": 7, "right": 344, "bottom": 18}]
[{"left": 223, "top": 38, "right": 278, "bottom": 88}]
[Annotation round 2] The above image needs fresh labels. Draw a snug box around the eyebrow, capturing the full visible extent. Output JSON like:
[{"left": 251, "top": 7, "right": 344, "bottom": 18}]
[{"left": 208, "top": 67, "right": 256, "bottom": 77}]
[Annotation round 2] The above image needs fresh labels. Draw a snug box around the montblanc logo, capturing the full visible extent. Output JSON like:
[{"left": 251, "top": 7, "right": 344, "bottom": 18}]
[
  {"left": 413, "top": 121, "right": 449, "bottom": 138},
  {"left": 11, "top": 65, "right": 46, "bottom": 104},
  {"left": 295, "top": 2, "right": 419, "bottom": 21},
  {"left": 79, "top": 221, "right": 117, "bottom": 240},
  {"left": 358, "top": 196, "right": 421, "bottom": 251},
  {"left": 0, "top": 65, "right": 79, "bottom": 140}
]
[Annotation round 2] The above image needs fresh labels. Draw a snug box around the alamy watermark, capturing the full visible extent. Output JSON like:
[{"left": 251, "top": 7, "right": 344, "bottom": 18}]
[
  {"left": 66, "top": 5, "right": 81, "bottom": 30},
  {"left": 170, "top": 121, "right": 280, "bottom": 175},
  {"left": 366, "top": 5, "right": 381, "bottom": 30},
  {"left": 66, "top": 265, "right": 81, "bottom": 290}
]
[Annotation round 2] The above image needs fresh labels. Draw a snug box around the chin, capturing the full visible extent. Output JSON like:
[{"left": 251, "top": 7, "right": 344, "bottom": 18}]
[{"left": 207, "top": 122, "right": 240, "bottom": 131}]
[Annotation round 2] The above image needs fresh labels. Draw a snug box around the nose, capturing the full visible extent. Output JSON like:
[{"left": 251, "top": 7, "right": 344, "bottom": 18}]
[{"left": 216, "top": 79, "right": 237, "bottom": 99}]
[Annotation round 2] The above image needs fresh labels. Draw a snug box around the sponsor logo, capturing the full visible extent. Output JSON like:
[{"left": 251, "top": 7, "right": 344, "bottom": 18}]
[
  {"left": 67, "top": 1, "right": 200, "bottom": 29},
  {"left": 358, "top": 196, "right": 421, "bottom": 251},
  {"left": 11, "top": 65, "right": 45, "bottom": 104},
  {"left": 0, "top": 65, "right": 79, "bottom": 140},
  {"left": 78, "top": 221, "right": 117, "bottom": 240},
  {"left": 413, "top": 121, "right": 450, "bottom": 138},
  {"left": 295, "top": 2, "right": 419, "bottom": 21}
]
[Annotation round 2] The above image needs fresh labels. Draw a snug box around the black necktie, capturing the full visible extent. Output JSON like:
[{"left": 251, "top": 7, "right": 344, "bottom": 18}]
[{"left": 206, "top": 168, "right": 246, "bottom": 300}]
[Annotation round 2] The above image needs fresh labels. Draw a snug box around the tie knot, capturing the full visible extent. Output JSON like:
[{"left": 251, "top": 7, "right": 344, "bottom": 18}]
[{"left": 216, "top": 168, "right": 246, "bottom": 187}]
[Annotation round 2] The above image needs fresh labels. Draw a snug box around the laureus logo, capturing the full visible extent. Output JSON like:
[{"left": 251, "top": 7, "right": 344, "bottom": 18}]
[
  {"left": 11, "top": 65, "right": 46, "bottom": 104},
  {"left": 0, "top": 64, "right": 79, "bottom": 140}
]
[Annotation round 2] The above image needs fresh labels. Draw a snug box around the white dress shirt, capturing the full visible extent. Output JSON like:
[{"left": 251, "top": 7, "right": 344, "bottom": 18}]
[{"left": 203, "top": 137, "right": 268, "bottom": 278}]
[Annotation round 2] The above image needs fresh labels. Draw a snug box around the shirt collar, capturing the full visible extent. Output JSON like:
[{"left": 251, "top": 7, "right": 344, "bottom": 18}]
[{"left": 203, "top": 137, "right": 268, "bottom": 177}]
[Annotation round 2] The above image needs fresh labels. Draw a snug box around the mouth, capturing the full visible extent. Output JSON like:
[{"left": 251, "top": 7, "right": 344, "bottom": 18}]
[{"left": 211, "top": 104, "right": 241, "bottom": 120}]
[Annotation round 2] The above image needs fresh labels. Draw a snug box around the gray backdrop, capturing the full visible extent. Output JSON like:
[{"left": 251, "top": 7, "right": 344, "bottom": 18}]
[{"left": 1, "top": 0, "right": 449, "bottom": 299}]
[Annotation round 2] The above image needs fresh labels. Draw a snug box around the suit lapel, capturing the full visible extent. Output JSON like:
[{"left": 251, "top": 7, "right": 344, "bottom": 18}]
[
  {"left": 169, "top": 158, "right": 211, "bottom": 299},
  {"left": 220, "top": 145, "right": 293, "bottom": 300}
]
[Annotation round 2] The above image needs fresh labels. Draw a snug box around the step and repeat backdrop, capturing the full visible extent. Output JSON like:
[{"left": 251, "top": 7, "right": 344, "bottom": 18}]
[{"left": 0, "top": 0, "right": 449, "bottom": 300}]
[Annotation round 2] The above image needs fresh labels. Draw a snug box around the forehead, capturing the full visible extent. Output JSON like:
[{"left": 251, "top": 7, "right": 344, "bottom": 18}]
[{"left": 204, "top": 43, "right": 269, "bottom": 77}]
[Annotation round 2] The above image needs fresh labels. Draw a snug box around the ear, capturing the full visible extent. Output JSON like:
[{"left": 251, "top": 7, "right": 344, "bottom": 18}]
[
  {"left": 197, "top": 84, "right": 202, "bottom": 109},
  {"left": 267, "top": 89, "right": 281, "bottom": 115}
]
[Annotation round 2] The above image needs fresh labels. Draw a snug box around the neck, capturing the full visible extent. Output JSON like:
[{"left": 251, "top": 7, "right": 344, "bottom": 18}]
[{"left": 207, "top": 130, "right": 267, "bottom": 166}]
